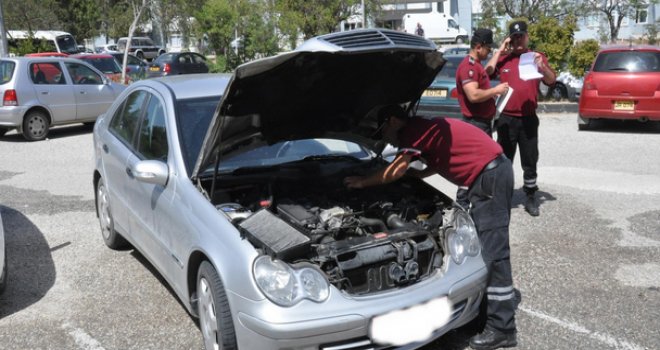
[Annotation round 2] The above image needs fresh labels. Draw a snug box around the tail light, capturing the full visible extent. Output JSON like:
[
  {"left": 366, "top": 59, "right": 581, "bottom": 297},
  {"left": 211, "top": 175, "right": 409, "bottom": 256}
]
[
  {"left": 583, "top": 74, "right": 596, "bottom": 91},
  {"left": 450, "top": 88, "right": 458, "bottom": 99},
  {"left": 162, "top": 63, "right": 171, "bottom": 74},
  {"left": 3, "top": 89, "right": 18, "bottom": 106}
]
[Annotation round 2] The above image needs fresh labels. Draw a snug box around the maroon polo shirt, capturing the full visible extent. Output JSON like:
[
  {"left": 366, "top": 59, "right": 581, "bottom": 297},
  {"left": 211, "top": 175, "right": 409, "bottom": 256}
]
[
  {"left": 456, "top": 55, "right": 496, "bottom": 119},
  {"left": 493, "top": 50, "right": 553, "bottom": 117},
  {"left": 398, "top": 117, "right": 503, "bottom": 187}
]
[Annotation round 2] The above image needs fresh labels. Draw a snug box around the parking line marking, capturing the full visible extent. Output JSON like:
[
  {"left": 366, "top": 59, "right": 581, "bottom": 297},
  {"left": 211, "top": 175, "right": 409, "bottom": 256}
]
[
  {"left": 520, "top": 307, "right": 646, "bottom": 350},
  {"left": 63, "top": 324, "right": 106, "bottom": 350}
]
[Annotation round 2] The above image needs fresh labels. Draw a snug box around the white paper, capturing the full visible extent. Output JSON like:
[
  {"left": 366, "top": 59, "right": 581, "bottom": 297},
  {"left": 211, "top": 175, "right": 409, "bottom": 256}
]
[
  {"left": 496, "top": 86, "right": 514, "bottom": 114},
  {"left": 519, "top": 52, "right": 543, "bottom": 81}
]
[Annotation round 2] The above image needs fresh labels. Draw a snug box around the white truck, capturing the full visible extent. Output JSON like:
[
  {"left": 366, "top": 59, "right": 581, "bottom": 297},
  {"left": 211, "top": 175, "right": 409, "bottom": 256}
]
[{"left": 402, "top": 8, "right": 468, "bottom": 44}]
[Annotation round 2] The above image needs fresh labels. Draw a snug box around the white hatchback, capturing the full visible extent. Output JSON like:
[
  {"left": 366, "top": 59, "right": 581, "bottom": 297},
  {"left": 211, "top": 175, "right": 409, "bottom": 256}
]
[{"left": 0, "top": 57, "right": 126, "bottom": 141}]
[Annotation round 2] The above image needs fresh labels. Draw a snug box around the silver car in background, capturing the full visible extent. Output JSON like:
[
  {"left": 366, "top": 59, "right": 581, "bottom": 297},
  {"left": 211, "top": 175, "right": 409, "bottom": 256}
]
[
  {"left": 93, "top": 29, "right": 487, "bottom": 349},
  {"left": 0, "top": 211, "right": 6, "bottom": 294},
  {"left": 0, "top": 57, "right": 126, "bottom": 141}
]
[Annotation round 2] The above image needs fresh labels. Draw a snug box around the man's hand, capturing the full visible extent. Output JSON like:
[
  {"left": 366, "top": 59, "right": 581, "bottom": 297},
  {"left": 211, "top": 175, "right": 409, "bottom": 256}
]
[
  {"left": 494, "top": 82, "right": 510, "bottom": 96},
  {"left": 344, "top": 176, "right": 365, "bottom": 189},
  {"left": 499, "top": 37, "right": 512, "bottom": 54},
  {"left": 534, "top": 53, "right": 547, "bottom": 71}
]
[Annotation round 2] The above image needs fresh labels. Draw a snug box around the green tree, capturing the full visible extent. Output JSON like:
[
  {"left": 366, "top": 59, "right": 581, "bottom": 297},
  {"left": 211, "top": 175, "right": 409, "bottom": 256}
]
[
  {"left": 645, "top": 23, "right": 659, "bottom": 45},
  {"left": 581, "top": 0, "right": 658, "bottom": 43},
  {"left": 527, "top": 15, "right": 577, "bottom": 73},
  {"left": 480, "top": 0, "right": 580, "bottom": 23},
  {"left": 3, "top": 0, "right": 61, "bottom": 32},
  {"left": 57, "top": 0, "right": 102, "bottom": 41},
  {"left": 275, "top": 0, "right": 377, "bottom": 41},
  {"left": 568, "top": 39, "right": 599, "bottom": 77}
]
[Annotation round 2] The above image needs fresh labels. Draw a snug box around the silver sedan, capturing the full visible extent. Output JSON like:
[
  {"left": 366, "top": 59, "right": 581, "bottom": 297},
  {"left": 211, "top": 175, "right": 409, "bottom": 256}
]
[{"left": 93, "top": 29, "right": 487, "bottom": 349}]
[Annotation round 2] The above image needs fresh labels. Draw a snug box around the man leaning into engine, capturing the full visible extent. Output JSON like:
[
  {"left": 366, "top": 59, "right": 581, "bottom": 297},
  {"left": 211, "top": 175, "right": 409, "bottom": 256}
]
[{"left": 344, "top": 106, "right": 517, "bottom": 350}]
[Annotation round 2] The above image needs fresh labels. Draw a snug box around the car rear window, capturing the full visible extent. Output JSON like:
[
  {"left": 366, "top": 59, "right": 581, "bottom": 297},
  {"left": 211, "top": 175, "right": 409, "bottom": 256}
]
[
  {"left": 85, "top": 58, "right": 121, "bottom": 74},
  {"left": 593, "top": 51, "right": 660, "bottom": 73},
  {"left": 0, "top": 61, "right": 15, "bottom": 84},
  {"left": 155, "top": 53, "right": 175, "bottom": 64},
  {"left": 436, "top": 57, "right": 462, "bottom": 78}
]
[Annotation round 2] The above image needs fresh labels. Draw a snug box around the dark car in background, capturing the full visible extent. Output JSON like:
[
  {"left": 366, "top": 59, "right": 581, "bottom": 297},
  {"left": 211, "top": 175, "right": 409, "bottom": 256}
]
[
  {"left": 416, "top": 54, "right": 499, "bottom": 118},
  {"left": 578, "top": 45, "right": 660, "bottom": 130},
  {"left": 71, "top": 54, "right": 128, "bottom": 84},
  {"left": 110, "top": 52, "right": 148, "bottom": 81},
  {"left": 146, "top": 52, "right": 209, "bottom": 78}
]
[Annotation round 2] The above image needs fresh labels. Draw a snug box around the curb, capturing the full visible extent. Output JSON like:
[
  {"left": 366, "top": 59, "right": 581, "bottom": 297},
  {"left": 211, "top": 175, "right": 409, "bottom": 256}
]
[{"left": 537, "top": 103, "right": 578, "bottom": 113}]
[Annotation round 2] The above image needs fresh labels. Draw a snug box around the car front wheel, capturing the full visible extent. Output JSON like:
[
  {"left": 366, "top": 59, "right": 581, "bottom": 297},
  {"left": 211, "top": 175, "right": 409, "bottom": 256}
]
[
  {"left": 96, "top": 178, "right": 128, "bottom": 249},
  {"left": 197, "top": 261, "right": 237, "bottom": 350},
  {"left": 550, "top": 83, "right": 567, "bottom": 101},
  {"left": 22, "top": 110, "right": 50, "bottom": 141}
]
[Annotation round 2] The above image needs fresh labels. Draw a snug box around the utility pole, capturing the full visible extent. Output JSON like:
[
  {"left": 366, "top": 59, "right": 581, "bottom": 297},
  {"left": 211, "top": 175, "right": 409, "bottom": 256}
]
[{"left": 0, "top": 0, "right": 8, "bottom": 57}]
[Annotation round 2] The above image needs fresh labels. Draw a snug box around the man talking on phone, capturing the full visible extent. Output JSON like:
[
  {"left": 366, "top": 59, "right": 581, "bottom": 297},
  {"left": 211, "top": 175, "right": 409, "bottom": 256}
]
[{"left": 485, "top": 20, "right": 556, "bottom": 217}]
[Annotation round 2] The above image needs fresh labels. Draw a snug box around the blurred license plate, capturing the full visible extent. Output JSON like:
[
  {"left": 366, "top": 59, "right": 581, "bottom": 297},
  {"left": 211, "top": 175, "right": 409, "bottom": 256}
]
[
  {"left": 614, "top": 100, "right": 634, "bottom": 110},
  {"left": 370, "top": 296, "right": 451, "bottom": 346},
  {"left": 423, "top": 89, "right": 447, "bottom": 98},
  {"left": 149, "top": 67, "right": 160, "bottom": 71}
]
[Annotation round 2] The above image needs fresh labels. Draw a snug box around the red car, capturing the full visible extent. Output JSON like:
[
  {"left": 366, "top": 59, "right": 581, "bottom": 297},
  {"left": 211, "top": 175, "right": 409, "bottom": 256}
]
[
  {"left": 71, "top": 54, "right": 129, "bottom": 84},
  {"left": 578, "top": 45, "right": 660, "bottom": 130}
]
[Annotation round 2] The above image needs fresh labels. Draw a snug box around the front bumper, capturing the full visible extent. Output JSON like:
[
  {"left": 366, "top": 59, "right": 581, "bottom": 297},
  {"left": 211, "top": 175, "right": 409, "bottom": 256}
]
[{"left": 230, "top": 258, "right": 488, "bottom": 350}]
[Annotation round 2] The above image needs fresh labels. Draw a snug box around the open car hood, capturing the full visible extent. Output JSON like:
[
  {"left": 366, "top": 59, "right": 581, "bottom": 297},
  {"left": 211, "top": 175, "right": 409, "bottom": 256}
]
[{"left": 192, "top": 29, "right": 445, "bottom": 180}]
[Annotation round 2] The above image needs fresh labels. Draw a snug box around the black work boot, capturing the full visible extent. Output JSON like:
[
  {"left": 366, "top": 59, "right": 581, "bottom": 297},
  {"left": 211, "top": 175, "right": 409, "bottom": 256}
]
[
  {"left": 469, "top": 328, "right": 517, "bottom": 350},
  {"left": 524, "top": 193, "right": 539, "bottom": 217}
]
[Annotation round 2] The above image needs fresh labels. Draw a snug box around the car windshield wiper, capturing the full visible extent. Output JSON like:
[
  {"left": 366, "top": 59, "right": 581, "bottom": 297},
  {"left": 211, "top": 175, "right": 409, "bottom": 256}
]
[
  {"left": 607, "top": 67, "right": 629, "bottom": 71},
  {"left": 296, "top": 154, "right": 362, "bottom": 163}
]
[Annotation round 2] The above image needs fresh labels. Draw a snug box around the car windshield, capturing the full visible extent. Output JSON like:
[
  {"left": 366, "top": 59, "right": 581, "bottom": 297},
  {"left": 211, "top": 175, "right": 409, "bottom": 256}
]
[
  {"left": 85, "top": 57, "right": 121, "bottom": 74},
  {"left": 215, "top": 139, "right": 371, "bottom": 175},
  {"left": 436, "top": 56, "right": 462, "bottom": 78},
  {"left": 593, "top": 51, "right": 660, "bottom": 73},
  {"left": 56, "top": 35, "right": 79, "bottom": 54},
  {"left": 176, "top": 96, "right": 222, "bottom": 174},
  {"left": 0, "top": 61, "right": 15, "bottom": 84},
  {"left": 155, "top": 53, "right": 176, "bottom": 64}
]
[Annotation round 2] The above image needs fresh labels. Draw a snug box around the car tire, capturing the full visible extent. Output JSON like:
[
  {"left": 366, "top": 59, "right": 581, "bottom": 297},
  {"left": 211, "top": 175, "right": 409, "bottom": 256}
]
[
  {"left": 550, "top": 83, "right": 567, "bottom": 101},
  {"left": 0, "top": 127, "right": 8, "bottom": 137},
  {"left": 197, "top": 261, "right": 237, "bottom": 350},
  {"left": 578, "top": 115, "right": 592, "bottom": 131},
  {"left": 0, "top": 251, "right": 7, "bottom": 294},
  {"left": 96, "top": 178, "right": 129, "bottom": 249},
  {"left": 136, "top": 51, "right": 144, "bottom": 61},
  {"left": 22, "top": 110, "right": 50, "bottom": 141},
  {"left": 455, "top": 36, "right": 467, "bottom": 44}
]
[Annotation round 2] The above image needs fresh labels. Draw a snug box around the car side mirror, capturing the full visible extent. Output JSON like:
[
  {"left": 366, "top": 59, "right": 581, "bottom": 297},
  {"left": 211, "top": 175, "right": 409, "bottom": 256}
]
[{"left": 132, "top": 160, "right": 169, "bottom": 186}]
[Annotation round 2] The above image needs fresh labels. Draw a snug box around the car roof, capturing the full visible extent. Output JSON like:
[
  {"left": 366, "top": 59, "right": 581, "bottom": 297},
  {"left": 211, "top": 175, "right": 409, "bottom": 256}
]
[
  {"left": 599, "top": 45, "right": 660, "bottom": 53},
  {"left": 2, "top": 56, "right": 91, "bottom": 63},
  {"left": 140, "top": 74, "right": 232, "bottom": 101},
  {"left": 72, "top": 54, "right": 114, "bottom": 59}
]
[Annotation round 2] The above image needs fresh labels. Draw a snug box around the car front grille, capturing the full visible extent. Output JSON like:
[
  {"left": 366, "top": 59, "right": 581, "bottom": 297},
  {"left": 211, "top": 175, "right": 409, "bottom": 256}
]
[{"left": 319, "top": 29, "right": 435, "bottom": 50}]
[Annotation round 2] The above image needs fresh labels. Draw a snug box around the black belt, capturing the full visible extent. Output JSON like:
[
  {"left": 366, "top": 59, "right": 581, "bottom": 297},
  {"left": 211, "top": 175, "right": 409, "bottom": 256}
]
[
  {"left": 484, "top": 154, "right": 507, "bottom": 172},
  {"left": 463, "top": 116, "right": 493, "bottom": 123}
]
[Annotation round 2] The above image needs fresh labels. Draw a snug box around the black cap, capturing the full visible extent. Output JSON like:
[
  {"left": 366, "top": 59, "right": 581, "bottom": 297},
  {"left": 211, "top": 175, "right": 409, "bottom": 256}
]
[
  {"left": 509, "top": 21, "right": 528, "bottom": 36},
  {"left": 471, "top": 28, "right": 494, "bottom": 46}
]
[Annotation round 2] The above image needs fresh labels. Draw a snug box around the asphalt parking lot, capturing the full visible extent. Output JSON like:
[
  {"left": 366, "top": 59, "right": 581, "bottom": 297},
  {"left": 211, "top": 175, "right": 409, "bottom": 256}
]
[{"left": 0, "top": 113, "right": 659, "bottom": 350}]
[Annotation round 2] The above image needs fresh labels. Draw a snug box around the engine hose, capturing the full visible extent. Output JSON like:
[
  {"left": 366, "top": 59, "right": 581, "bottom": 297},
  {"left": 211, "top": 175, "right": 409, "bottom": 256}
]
[{"left": 359, "top": 217, "right": 388, "bottom": 232}]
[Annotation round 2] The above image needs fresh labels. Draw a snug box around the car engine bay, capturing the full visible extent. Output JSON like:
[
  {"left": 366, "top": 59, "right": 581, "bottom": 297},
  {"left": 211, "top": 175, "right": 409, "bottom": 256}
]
[{"left": 203, "top": 161, "right": 456, "bottom": 295}]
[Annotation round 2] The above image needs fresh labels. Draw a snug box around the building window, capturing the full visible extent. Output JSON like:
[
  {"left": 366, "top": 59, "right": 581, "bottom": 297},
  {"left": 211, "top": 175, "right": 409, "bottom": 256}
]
[{"left": 635, "top": 6, "right": 648, "bottom": 24}]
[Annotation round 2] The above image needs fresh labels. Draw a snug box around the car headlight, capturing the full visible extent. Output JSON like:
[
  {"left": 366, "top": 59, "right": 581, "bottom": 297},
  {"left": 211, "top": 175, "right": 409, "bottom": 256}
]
[
  {"left": 253, "top": 256, "right": 329, "bottom": 306},
  {"left": 447, "top": 209, "right": 480, "bottom": 265}
]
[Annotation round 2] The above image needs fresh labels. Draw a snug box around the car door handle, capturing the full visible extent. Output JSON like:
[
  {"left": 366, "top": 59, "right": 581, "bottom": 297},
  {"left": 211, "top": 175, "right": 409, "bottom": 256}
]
[
  {"left": 80, "top": 91, "right": 87, "bottom": 94},
  {"left": 40, "top": 91, "right": 49, "bottom": 95},
  {"left": 102, "top": 144, "right": 109, "bottom": 153}
]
